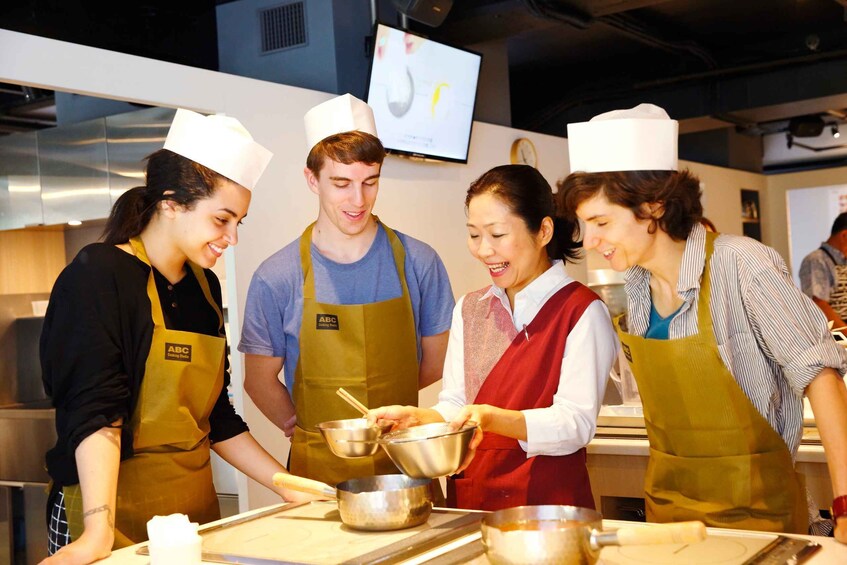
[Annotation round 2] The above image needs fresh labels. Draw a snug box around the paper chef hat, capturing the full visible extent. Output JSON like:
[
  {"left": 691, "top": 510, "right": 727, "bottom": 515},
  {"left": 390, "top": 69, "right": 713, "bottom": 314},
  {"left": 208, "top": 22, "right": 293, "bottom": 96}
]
[
  {"left": 163, "top": 109, "right": 273, "bottom": 190},
  {"left": 303, "top": 94, "right": 378, "bottom": 149},
  {"left": 567, "top": 103, "right": 678, "bottom": 173}
]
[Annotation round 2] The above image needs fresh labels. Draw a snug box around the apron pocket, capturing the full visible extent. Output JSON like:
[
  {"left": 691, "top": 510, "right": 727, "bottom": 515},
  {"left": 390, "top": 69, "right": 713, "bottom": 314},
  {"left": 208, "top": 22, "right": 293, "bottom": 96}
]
[{"left": 646, "top": 447, "right": 804, "bottom": 531}]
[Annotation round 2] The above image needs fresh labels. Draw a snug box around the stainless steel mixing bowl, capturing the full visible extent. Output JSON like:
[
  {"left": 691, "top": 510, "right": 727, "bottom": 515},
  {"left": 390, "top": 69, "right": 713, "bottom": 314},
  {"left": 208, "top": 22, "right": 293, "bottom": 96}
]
[
  {"left": 317, "top": 418, "right": 391, "bottom": 458},
  {"left": 378, "top": 421, "right": 477, "bottom": 478}
]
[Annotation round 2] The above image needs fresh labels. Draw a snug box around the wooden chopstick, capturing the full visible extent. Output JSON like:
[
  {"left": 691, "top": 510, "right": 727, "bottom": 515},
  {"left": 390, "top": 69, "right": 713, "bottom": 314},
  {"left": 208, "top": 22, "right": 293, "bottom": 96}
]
[{"left": 336, "top": 387, "right": 369, "bottom": 416}]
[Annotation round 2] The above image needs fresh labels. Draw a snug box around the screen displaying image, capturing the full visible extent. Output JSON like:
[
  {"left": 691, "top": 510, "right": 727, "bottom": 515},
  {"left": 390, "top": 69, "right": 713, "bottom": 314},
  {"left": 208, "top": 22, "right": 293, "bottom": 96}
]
[{"left": 366, "top": 23, "right": 482, "bottom": 163}]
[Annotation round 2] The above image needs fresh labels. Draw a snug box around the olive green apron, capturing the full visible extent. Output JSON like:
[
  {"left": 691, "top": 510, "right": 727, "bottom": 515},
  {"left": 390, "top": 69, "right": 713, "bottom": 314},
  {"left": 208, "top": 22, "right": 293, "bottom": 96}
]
[
  {"left": 64, "top": 236, "right": 224, "bottom": 547},
  {"left": 290, "top": 219, "right": 419, "bottom": 485},
  {"left": 615, "top": 232, "right": 808, "bottom": 533}
]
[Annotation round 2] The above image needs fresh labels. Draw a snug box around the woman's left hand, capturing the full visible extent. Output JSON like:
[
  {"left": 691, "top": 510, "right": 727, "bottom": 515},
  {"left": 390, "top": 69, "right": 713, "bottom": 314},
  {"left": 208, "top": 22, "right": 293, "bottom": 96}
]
[
  {"left": 448, "top": 404, "right": 494, "bottom": 431},
  {"left": 452, "top": 426, "right": 484, "bottom": 475},
  {"left": 448, "top": 405, "right": 493, "bottom": 475}
]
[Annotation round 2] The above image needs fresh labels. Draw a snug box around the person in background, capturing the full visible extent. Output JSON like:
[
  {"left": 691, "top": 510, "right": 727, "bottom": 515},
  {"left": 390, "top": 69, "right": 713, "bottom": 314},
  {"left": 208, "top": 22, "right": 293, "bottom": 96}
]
[
  {"left": 368, "top": 164, "right": 618, "bottom": 511},
  {"left": 557, "top": 103, "right": 847, "bottom": 541},
  {"left": 40, "top": 110, "right": 315, "bottom": 564},
  {"left": 800, "top": 212, "right": 847, "bottom": 328},
  {"left": 238, "top": 94, "right": 454, "bottom": 485}
]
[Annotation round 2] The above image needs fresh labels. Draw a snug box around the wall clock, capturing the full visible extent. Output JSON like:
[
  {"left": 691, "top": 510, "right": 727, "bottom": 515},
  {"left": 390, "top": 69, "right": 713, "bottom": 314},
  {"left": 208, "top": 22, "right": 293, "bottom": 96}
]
[{"left": 510, "top": 137, "right": 537, "bottom": 168}]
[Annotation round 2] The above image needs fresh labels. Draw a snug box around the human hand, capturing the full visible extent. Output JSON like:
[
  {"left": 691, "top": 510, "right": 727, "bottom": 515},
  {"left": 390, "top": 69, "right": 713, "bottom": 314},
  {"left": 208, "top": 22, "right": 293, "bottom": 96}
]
[
  {"left": 448, "top": 404, "right": 493, "bottom": 431},
  {"left": 38, "top": 530, "right": 112, "bottom": 565},
  {"left": 283, "top": 413, "right": 297, "bottom": 438},
  {"left": 452, "top": 426, "right": 483, "bottom": 475},
  {"left": 836, "top": 515, "right": 847, "bottom": 543},
  {"left": 366, "top": 405, "right": 422, "bottom": 431}
]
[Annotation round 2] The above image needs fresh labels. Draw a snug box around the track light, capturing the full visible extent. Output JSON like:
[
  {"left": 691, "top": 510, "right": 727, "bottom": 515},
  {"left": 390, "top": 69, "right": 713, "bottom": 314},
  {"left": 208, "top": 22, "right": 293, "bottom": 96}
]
[
  {"left": 786, "top": 133, "right": 794, "bottom": 149},
  {"left": 833, "top": 125, "right": 841, "bottom": 139}
]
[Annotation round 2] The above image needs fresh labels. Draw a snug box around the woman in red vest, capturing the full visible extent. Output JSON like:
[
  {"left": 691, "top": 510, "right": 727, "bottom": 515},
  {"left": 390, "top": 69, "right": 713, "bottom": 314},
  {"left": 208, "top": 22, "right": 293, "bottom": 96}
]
[{"left": 369, "top": 164, "right": 618, "bottom": 511}]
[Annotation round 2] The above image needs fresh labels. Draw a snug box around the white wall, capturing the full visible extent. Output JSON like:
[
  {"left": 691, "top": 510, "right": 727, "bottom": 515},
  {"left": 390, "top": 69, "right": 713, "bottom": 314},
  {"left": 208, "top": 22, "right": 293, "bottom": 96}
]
[{"left": 0, "top": 29, "right": 578, "bottom": 510}]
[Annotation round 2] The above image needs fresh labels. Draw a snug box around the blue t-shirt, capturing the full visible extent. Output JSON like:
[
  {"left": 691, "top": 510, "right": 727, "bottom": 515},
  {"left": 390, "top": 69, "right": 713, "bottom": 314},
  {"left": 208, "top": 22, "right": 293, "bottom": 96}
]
[{"left": 238, "top": 225, "right": 455, "bottom": 389}]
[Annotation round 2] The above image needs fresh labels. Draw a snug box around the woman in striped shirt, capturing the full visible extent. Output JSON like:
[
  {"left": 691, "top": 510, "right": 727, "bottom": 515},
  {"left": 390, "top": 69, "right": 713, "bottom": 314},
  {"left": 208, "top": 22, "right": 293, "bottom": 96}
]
[{"left": 557, "top": 103, "right": 847, "bottom": 542}]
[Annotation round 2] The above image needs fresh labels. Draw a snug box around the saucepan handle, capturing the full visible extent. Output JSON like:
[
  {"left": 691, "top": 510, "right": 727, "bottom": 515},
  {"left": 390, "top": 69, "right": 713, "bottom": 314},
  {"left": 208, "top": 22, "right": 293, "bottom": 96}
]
[
  {"left": 272, "top": 473, "right": 337, "bottom": 498},
  {"left": 592, "top": 521, "right": 706, "bottom": 550}
]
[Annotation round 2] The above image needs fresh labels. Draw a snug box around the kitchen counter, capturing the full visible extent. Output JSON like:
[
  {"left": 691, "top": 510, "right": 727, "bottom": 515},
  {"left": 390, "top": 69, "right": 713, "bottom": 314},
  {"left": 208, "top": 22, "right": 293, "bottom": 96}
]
[{"left": 97, "top": 503, "right": 847, "bottom": 564}]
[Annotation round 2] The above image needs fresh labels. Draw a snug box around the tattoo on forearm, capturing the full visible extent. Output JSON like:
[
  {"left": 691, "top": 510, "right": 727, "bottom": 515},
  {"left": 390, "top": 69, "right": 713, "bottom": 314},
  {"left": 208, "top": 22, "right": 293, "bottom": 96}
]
[{"left": 83, "top": 505, "right": 114, "bottom": 528}]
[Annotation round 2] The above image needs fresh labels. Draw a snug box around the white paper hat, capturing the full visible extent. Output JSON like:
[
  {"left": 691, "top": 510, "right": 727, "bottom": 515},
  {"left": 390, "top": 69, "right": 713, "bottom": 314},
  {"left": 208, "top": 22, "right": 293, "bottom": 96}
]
[
  {"left": 567, "top": 103, "right": 678, "bottom": 173},
  {"left": 163, "top": 109, "right": 273, "bottom": 190},
  {"left": 303, "top": 94, "right": 378, "bottom": 149}
]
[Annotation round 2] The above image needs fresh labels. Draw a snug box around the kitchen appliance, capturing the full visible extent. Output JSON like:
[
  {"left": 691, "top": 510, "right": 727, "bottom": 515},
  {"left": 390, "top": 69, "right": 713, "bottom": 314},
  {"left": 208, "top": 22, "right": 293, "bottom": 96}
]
[
  {"left": 136, "top": 501, "right": 481, "bottom": 564},
  {"left": 273, "top": 474, "right": 433, "bottom": 531}
]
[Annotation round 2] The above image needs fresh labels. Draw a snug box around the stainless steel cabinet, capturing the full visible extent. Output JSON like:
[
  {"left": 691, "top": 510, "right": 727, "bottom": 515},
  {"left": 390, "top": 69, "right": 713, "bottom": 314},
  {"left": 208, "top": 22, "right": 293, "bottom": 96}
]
[
  {"left": 0, "top": 106, "right": 175, "bottom": 230},
  {"left": 0, "top": 132, "right": 42, "bottom": 230},
  {"left": 39, "top": 119, "right": 111, "bottom": 225}
]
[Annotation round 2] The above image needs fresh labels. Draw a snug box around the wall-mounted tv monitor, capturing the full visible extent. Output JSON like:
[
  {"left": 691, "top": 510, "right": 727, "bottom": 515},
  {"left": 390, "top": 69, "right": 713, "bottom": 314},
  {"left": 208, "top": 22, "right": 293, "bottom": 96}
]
[{"left": 366, "top": 22, "right": 482, "bottom": 164}]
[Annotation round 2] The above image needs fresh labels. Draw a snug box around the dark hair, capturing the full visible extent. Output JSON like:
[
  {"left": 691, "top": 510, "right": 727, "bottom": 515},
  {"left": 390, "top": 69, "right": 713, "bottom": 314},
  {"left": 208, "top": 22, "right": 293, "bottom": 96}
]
[
  {"left": 465, "top": 164, "right": 580, "bottom": 262},
  {"left": 306, "top": 131, "right": 385, "bottom": 175},
  {"left": 556, "top": 170, "right": 703, "bottom": 241},
  {"left": 832, "top": 212, "right": 847, "bottom": 236},
  {"left": 102, "top": 149, "right": 226, "bottom": 245}
]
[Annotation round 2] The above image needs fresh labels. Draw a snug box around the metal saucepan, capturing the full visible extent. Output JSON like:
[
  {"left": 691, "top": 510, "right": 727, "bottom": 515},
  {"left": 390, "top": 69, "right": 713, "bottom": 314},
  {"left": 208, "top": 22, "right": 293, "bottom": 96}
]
[
  {"left": 481, "top": 505, "right": 706, "bottom": 565},
  {"left": 273, "top": 473, "right": 433, "bottom": 531}
]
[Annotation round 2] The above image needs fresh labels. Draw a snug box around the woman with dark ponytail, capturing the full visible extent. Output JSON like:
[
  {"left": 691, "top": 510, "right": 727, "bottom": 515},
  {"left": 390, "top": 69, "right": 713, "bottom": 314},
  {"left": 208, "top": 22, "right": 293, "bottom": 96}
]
[
  {"left": 41, "top": 110, "right": 314, "bottom": 564},
  {"left": 369, "top": 164, "right": 618, "bottom": 511}
]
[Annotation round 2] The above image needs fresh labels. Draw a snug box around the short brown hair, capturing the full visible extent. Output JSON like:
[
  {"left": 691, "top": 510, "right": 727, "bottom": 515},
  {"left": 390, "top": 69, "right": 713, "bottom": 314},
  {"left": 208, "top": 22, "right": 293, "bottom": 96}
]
[
  {"left": 556, "top": 170, "right": 703, "bottom": 241},
  {"left": 306, "top": 131, "right": 385, "bottom": 176}
]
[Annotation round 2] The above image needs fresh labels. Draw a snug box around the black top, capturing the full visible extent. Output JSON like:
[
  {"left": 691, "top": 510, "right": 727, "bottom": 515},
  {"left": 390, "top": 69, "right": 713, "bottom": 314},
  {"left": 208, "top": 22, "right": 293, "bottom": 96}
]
[{"left": 41, "top": 243, "right": 248, "bottom": 487}]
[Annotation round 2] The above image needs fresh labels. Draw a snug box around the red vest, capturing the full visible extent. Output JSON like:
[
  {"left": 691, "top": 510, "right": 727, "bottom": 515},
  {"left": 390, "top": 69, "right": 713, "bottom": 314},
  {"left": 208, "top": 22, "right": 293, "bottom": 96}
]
[{"left": 448, "top": 282, "right": 598, "bottom": 511}]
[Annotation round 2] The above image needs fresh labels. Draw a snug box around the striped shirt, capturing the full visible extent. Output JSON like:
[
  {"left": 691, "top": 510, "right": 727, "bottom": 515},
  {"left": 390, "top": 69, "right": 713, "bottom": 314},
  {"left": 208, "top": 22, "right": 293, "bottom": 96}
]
[{"left": 622, "top": 223, "right": 847, "bottom": 459}]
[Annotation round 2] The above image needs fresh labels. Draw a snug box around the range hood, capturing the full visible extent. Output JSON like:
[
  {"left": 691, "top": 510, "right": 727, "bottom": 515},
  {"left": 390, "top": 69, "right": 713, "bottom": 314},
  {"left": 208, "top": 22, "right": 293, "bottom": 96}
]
[{"left": 0, "top": 106, "right": 175, "bottom": 230}]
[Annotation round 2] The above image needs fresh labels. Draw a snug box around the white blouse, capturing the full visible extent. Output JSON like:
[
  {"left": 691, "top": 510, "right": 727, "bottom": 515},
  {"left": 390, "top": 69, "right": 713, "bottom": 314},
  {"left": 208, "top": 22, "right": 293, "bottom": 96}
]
[{"left": 432, "top": 261, "right": 619, "bottom": 457}]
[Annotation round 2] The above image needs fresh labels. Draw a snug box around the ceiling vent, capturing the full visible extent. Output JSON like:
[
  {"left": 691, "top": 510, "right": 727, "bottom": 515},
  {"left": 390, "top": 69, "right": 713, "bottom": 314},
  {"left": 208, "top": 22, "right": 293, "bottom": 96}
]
[{"left": 259, "top": 2, "right": 307, "bottom": 54}]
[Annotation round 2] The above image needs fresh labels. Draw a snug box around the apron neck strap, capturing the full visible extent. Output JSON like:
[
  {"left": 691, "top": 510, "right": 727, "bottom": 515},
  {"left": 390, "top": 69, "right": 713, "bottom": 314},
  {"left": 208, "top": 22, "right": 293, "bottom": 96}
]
[
  {"left": 696, "top": 231, "right": 718, "bottom": 336},
  {"left": 299, "top": 216, "right": 410, "bottom": 300},
  {"left": 128, "top": 236, "right": 223, "bottom": 332}
]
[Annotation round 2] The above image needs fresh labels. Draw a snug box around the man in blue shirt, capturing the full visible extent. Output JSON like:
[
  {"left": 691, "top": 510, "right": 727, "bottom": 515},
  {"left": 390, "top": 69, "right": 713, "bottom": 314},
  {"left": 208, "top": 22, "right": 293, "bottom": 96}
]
[
  {"left": 238, "top": 95, "right": 454, "bottom": 484},
  {"left": 800, "top": 212, "right": 847, "bottom": 328}
]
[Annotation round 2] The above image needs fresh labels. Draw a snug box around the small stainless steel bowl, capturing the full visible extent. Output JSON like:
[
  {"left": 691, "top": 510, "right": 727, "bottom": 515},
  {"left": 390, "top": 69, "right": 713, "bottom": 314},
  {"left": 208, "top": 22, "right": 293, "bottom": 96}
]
[
  {"left": 378, "top": 422, "right": 476, "bottom": 478},
  {"left": 317, "top": 418, "right": 391, "bottom": 458}
]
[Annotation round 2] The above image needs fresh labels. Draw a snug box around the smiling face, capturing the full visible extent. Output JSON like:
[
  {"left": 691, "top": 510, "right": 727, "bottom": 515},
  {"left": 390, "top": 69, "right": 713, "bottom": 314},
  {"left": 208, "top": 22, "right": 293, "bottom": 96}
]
[
  {"left": 306, "top": 159, "right": 380, "bottom": 237},
  {"left": 575, "top": 192, "right": 659, "bottom": 272},
  {"left": 169, "top": 178, "right": 251, "bottom": 268},
  {"left": 466, "top": 192, "right": 552, "bottom": 302}
]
